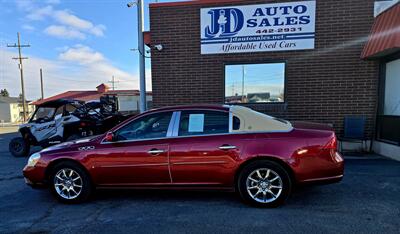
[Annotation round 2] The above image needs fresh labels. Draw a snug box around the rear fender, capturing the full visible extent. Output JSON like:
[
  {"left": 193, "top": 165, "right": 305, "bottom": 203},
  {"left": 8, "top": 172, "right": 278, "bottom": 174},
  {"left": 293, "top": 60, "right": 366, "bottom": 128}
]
[{"left": 243, "top": 137, "right": 307, "bottom": 161}]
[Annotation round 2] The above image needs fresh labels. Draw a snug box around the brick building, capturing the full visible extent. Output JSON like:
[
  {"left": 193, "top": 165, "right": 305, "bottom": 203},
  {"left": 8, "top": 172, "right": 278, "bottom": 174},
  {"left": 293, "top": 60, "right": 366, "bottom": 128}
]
[{"left": 146, "top": 0, "right": 399, "bottom": 159}]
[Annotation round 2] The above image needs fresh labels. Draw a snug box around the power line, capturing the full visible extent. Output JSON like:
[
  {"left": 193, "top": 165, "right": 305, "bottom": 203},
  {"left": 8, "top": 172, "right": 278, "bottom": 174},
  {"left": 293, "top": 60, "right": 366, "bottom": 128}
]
[
  {"left": 56, "top": 78, "right": 104, "bottom": 83},
  {"left": 241, "top": 65, "right": 245, "bottom": 103},
  {"left": 7, "top": 32, "right": 30, "bottom": 122}
]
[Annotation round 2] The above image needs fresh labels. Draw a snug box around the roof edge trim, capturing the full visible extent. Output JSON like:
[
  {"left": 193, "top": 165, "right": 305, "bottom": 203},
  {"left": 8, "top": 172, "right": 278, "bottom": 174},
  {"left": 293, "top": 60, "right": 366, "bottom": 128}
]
[{"left": 150, "top": 0, "right": 247, "bottom": 8}]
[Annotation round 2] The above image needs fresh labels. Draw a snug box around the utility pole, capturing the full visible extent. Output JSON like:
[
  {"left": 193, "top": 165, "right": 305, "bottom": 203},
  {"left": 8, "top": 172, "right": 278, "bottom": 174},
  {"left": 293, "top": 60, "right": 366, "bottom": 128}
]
[
  {"left": 7, "top": 32, "right": 30, "bottom": 122},
  {"left": 40, "top": 68, "right": 44, "bottom": 100},
  {"left": 108, "top": 75, "right": 119, "bottom": 90},
  {"left": 127, "top": 0, "right": 146, "bottom": 113},
  {"left": 241, "top": 65, "right": 245, "bottom": 103},
  {"left": 137, "top": 0, "right": 146, "bottom": 113}
]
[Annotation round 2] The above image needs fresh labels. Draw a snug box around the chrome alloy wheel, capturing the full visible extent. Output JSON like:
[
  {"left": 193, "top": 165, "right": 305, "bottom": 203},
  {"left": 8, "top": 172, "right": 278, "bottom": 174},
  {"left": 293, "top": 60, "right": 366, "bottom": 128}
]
[
  {"left": 246, "top": 168, "right": 283, "bottom": 203},
  {"left": 54, "top": 168, "right": 83, "bottom": 200}
]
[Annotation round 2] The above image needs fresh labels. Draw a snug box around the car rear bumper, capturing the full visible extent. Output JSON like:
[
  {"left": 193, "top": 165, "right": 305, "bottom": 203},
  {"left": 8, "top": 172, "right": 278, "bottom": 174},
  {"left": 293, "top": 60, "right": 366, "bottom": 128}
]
[
  {"left": 294, "top": 151, "right": 344, "bottom": 185},
  {"left": 299, "top": 174, "right": 343, "bottom": 186}
]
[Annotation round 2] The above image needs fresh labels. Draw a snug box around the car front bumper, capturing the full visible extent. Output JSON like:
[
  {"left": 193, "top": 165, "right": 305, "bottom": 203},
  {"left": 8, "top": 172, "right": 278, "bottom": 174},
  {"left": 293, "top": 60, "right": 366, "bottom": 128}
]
[{"left": 23, "top": 165, "right": 47, "bottom": 189}]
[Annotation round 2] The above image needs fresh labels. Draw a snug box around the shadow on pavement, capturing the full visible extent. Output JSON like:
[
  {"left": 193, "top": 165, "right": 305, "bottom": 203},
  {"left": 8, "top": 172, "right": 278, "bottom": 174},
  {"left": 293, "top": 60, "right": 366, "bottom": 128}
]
[{"left": 89, "top": 183, "right": 320, "bottom": 208}]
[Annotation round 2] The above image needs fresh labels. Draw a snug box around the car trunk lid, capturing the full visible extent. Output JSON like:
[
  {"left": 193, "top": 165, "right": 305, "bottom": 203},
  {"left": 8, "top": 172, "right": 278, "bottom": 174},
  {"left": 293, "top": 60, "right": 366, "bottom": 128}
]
[{"left": 291, "top": 121, "right": 333, "bottom": 131}]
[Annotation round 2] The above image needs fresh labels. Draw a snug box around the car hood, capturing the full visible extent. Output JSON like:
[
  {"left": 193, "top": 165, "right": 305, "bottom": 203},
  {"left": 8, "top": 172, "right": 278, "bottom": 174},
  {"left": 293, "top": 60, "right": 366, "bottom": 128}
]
[{"left": 40, "top": 135, "right": 102, "bottom": 153}]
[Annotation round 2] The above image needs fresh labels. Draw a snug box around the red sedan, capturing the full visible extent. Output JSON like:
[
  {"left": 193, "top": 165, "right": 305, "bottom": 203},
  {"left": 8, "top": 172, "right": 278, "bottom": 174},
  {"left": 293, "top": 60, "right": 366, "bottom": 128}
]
[{"left": 23, "top": 105, "right": 344, "bottom": 207}]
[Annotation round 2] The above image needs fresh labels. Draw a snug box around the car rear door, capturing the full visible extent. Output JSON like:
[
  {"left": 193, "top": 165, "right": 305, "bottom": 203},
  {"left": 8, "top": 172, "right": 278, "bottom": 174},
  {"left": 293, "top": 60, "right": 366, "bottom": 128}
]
[
  {"left": 91, "top": 111, "right": 174, "bottom": 186},
  {"left": 168, "top": 110, "right": 244, "bottom": 186}
]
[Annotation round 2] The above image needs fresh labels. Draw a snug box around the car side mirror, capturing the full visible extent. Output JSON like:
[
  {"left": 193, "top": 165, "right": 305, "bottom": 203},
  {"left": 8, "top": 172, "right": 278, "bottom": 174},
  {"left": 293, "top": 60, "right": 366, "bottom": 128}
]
[{"left": 104, "top": 132, "right": 115, "bottom": 142}]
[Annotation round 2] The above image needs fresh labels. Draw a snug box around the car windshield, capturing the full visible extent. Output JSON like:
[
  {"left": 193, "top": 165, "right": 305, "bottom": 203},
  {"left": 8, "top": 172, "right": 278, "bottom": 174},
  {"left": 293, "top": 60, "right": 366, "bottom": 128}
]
[{"left": 31, "top": 107, "right": 56, "bottom": 122}]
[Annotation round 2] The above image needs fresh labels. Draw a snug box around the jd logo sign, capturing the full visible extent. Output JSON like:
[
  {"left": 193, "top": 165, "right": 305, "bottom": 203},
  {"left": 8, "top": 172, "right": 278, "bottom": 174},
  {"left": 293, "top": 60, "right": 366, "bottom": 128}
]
[
  {"left": 200, "top": 1, "right": 316, "bottom": 54},
  {"left": 205, "top": 8, "right": 244, "bottom": 38}
]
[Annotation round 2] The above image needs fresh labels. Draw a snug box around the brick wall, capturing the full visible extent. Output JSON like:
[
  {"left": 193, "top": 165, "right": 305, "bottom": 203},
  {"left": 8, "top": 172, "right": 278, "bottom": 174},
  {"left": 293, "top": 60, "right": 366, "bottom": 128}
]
[{"left": 149, "top": 0, "right": 379, "bottom": 136}]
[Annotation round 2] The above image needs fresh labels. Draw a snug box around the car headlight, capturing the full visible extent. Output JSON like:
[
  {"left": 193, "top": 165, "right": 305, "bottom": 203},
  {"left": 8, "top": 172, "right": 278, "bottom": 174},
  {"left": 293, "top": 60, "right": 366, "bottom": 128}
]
[{"left": 27, "top": 153, "right": 41, "bottom": 167}]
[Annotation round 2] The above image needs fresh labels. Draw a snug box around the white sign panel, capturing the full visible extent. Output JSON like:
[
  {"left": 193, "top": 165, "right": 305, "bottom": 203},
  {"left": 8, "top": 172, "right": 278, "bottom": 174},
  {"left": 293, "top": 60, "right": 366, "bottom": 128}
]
[
  {"left": 200, "top": 1, "right": 316, "bottom": 54},
  {"left": 188, "top": 114, "right": 205, "bottom": 132}
]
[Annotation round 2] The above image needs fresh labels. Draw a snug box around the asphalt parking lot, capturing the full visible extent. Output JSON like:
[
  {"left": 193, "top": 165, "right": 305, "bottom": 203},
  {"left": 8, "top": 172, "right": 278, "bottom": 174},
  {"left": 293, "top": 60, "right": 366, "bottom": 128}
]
[{"left": 0, "top": 131, "right": 399, "bottom": 233}]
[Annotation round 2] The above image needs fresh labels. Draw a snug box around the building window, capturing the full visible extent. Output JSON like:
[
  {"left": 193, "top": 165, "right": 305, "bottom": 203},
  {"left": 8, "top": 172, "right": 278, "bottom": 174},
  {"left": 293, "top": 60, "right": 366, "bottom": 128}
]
[
  {"left": 383, "top": 59, "right": 400, "bottom": 116},
  {"left": 225, "top": 63, "right": 285, "bottom": 104},
  {"left": 377, "top": 58, "right": 400, "bottom": 145}
]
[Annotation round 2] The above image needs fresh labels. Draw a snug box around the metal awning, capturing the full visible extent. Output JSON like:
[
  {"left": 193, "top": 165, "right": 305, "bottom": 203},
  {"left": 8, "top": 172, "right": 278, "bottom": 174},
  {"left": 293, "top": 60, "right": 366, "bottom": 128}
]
[{"left": 361, "top": 3, "right": 400, "bottom": 59}]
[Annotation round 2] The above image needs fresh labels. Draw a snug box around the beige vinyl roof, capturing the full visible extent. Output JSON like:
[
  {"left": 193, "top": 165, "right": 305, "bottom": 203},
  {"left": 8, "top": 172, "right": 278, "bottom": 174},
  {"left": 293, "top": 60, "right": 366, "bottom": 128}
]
[{"left": 230, "top": 105, "right": 293, "bottom": 132}]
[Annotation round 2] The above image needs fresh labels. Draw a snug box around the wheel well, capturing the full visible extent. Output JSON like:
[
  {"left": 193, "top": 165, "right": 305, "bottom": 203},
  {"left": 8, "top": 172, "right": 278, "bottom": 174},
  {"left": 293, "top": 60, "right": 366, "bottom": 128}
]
[
  {"left": 19, "top": 127, "right": 37, "bottom": 145},
  {"left": 45, "top": 159, "right": 92, "bottom": 183},
  {"left": 234, "top": 156, "right": 296, "bottom": 188}
]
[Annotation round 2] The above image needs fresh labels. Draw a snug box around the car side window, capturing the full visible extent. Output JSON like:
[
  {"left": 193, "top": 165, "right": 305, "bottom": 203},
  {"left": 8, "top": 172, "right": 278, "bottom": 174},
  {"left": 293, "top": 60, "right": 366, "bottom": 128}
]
[
  {"left": 54, "top": 106, "right": 64, "bottom": 120},
  {"left": 233, "top": 116, "right": 241, "bottom": 130},
  {"left": 179, "top": 110, "right": 229, "bottom": 136},
  {"left": 65, "top": 104, "right": 77, "bottom": 115},
  {"left": 115, "top": 112, "right": 173, "bottom": 141},
  {"left": 31, "top": 107, "right": 56, "bottom": 122}
]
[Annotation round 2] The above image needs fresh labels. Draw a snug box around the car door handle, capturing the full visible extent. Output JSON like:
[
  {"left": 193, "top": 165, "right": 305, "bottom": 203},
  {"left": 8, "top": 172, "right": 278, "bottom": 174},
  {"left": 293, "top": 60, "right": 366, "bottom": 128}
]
[
  {"left": 219, "top": 145, "right": 237, "bottom": 150},
  {"left": 148, "top": 149, "right": 166, "bottom": 155}
]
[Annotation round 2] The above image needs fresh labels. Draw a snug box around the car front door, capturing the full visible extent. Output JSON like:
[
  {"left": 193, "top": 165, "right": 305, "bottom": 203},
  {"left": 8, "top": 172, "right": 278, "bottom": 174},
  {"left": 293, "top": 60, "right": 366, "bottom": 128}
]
[
  {"left": 91, "top": 111, "right": 174, "bottom": 186},
  {"left": 169, "top": 110, "right": 244, "bottom": 186}
]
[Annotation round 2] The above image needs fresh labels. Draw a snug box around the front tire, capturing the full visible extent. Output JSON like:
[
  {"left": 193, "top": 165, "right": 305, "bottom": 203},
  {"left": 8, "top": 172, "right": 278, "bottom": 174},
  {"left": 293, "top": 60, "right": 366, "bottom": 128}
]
[
  {"left": 9, "top": 137, "right": 30, "bottom": 157},
  {"left": 237, "top": 160, "right": 292, "bottom": 208},
  {"left": 49, "top": 162, "right": 92, "bottom": 203}
]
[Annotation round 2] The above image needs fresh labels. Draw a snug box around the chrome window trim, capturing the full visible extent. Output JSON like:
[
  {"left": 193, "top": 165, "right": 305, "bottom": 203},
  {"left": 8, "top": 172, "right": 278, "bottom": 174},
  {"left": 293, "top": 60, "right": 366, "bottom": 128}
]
[
  {"left": 171, "top": 111, "right": 181, "bottom": 137},
  {"left": 166, "top": 112, "right": 178, "bottom": 137},
  {"left": 101, "top": 129, "right": 294, "bottom": 144},
  {"left": 101, "top": 136, "right": 169, "bottom": 145},
  {"left": 229, "top": 111, "right": 233, "bottom": 133}
]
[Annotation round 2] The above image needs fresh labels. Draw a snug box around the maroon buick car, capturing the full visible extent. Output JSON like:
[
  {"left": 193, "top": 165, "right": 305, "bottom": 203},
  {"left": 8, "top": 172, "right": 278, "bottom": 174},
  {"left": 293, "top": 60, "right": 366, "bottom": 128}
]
[{"left": 23, "top": 105, "right": 344, "bottom": 207}]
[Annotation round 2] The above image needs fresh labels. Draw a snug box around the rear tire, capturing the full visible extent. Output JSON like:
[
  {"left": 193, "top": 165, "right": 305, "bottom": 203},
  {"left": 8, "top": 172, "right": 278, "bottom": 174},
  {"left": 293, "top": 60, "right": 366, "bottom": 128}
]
[
  {"left": 9, "top": 137, "right": 30, "bottom": 157},
  {"left": 49, "top": 161, "right": 92, "bottom": 203},
  {"left": 237, "top": 160, "right": 292, "bottom": 208}
]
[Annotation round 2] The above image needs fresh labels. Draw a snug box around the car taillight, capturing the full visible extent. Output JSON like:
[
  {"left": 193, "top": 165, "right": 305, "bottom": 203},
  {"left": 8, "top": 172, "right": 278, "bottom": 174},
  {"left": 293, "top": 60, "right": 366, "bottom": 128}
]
[
  {"left": 323, "top": 134, "right": 338, "bottom": 151},
  {"left": 322, "top": 134, "right": 343, "bottom": 162}
]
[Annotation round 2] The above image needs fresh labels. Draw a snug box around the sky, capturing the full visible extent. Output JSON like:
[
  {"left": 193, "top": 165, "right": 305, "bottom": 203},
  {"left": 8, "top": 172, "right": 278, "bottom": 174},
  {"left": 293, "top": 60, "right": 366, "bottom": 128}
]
[{"left": 0, "top": 0, "right": 187, "bottom": 100}]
